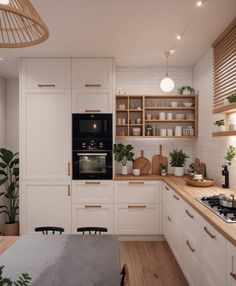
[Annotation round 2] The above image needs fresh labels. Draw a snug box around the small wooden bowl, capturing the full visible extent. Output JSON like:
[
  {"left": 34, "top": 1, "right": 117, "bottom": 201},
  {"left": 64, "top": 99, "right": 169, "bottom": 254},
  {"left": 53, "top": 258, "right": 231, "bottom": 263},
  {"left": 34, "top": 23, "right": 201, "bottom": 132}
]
[{"left": 186, "top": 178, "right": 214, "bottom": 187}]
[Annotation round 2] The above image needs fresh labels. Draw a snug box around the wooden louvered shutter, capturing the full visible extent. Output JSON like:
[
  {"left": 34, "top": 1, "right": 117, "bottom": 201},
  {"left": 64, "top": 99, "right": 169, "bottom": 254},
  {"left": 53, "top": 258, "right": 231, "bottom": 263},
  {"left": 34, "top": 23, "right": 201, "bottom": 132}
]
[{"left": 212, "top": 18, "right": 236, "bottom": 111}]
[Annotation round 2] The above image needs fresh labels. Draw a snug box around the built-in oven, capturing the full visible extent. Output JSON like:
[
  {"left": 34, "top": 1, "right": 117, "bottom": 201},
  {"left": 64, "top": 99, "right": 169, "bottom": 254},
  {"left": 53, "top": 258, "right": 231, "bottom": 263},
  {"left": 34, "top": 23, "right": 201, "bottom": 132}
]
[{"left": 72, "top": 113, "right": 113, "bottom": 180}]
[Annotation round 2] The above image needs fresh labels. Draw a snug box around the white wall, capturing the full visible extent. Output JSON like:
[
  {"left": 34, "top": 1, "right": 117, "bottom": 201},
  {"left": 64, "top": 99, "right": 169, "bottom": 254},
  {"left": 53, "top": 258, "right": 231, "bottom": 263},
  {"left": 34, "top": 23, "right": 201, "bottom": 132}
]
[
  {"left": 193, "top": 49, "right": 236, "bottom": 188},
  {"left": 115, "top": 67, "right": 194, "bottom": 174},
  {"left": 6, "top": 79, "right": 19, "bottom": 153}
]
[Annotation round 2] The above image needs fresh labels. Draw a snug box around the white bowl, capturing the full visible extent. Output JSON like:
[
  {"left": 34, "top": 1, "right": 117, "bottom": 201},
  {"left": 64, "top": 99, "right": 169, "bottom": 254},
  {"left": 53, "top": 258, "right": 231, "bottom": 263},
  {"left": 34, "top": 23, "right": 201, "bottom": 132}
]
[
  {"left": 183, "top": 102, "right": 193, "bottom": 107},
  {"left": 170, "top": 102, "right": 178, "bottom": 107},
  {"left": 175, "top": 114, "right": 185, "bottom": 119},
  {"left": 133, "top": 169, "right": 140, "bottom": 176}
]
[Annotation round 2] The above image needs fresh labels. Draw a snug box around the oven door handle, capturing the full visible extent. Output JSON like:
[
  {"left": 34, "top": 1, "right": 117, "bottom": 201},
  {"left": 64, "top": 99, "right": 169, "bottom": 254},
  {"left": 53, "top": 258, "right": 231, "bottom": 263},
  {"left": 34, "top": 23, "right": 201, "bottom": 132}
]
[{"left": 76, "top": 153, "right": 108, "bottom": 156}]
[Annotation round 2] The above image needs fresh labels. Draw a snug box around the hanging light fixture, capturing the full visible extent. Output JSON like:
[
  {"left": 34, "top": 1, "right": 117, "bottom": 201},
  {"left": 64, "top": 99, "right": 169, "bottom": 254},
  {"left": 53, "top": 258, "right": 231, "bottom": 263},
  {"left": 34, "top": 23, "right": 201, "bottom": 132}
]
[
  {"left": 0, "top": 0, "right": 49, "bottom": 48},
  {"left": 160, "top": 51, "right": 175, "bottom": 93}
]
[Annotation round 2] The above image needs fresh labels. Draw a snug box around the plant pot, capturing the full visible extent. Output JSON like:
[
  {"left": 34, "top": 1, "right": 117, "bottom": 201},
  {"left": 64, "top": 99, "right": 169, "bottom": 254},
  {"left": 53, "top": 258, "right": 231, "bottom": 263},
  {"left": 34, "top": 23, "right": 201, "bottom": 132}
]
[
  {"left": 174, "top": 167, "right": 184, "bottom": 177},
  {"left": 121, "top": 165, "right": 128, "bottom": 175},
  {"left": 183, "top": 90, "right": 191, "bottom": 95},
  {"left": 218, "top": 125, "right": 225, "bottom": 132},
  {"left": 2, "top": 222, "right": 19, "bottom": 236}
]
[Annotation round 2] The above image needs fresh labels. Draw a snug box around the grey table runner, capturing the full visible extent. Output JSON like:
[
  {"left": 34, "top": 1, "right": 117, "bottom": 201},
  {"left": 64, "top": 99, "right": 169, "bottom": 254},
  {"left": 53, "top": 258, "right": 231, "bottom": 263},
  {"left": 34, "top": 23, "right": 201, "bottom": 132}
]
[{"left": 0, "top": 235, "right": 120, "bottom": 286}]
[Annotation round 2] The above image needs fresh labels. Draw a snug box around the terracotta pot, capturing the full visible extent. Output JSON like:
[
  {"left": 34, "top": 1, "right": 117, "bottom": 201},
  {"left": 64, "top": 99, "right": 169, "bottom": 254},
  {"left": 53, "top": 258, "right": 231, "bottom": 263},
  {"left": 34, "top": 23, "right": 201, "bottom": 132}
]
[{"left": 2, "top": 222, "right": 19, "bottom": 236}]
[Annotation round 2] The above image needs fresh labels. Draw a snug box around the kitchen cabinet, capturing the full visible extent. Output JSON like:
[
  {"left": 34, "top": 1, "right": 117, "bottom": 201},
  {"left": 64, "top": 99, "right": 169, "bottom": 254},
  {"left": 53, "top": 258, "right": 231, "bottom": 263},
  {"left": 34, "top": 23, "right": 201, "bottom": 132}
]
[
  {"left": 21, "top": 58, "right": 71, "bottom": 89},
  {"left": 227, "top": 241, "right": 236, "bottom": 285},
  {"left": 72, "top": 58, "right": 113, "bottom": 89},
  {"left": 20, "top": 181, "right": 71, "bottom": 234},
  {"left": 114, "top": 181, "right": 161, "bottom": 235}
]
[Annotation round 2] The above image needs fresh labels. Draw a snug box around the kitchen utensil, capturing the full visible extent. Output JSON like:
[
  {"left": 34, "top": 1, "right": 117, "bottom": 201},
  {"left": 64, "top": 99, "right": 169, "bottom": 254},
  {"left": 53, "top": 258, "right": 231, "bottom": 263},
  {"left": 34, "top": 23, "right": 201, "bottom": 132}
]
[
  {"left": 133, "top": 150, "right": 151, "bottom": 175},
  {"left": 186, "top": 178, "right": 214, "bottom": 187},
  {"left": 194, "top": 158, "right": 201, "bottom": 173},
  {"left": 151, "top": 145, "right": 168, "bottom": 175},
  {"left": 200, "top": 163, "right": 207, "bottom": 177}
]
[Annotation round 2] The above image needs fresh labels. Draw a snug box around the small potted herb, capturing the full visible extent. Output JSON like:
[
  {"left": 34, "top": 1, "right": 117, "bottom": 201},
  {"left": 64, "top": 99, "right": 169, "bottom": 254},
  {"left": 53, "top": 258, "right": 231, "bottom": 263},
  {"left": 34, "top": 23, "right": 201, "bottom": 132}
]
[
  {"left": 160, "top": 164, "right": 167, "bottom": 176},
  {"left": 177, "top": 86, "right": 195, "bottom": 95},
  {"left": 227, "top": 92, "right": 236, "bottom": 104},
  {"left": 113, "top": 143, "right": 134, "bottom": 175},
  {"left": 169, "top": 149, "right": 189, "bottom": 176},
  {"left": 214, "top": 119, "right": 225, "bottom": 132}
]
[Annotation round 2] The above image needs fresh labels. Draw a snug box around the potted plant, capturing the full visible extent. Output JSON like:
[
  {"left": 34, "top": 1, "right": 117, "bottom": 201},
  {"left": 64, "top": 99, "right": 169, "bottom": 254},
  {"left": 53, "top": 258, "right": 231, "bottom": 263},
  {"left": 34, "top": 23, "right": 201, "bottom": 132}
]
[
  {"left": 113, "top": 143, "right": 134, "bottom": 175},
  {"left": 177, "top": 86, "right": 195, "bottom": 95},
  {"left": 160, "top": 164, "right": 167, "bottom": 176},
  {"left": 0, "top": 148, "right": 19, "bottom": 236},
  {"left": 169, "top": 149, "right": 189, "bottom": 176},
  {"left": 214, "top": 119, "right": 225, "bottom": 132},
  {"left": 0, "top": 265, "right": 31, "bottom": 285},
  {"left": 226, "top": 92, "right": 236, "bottom": 104}
]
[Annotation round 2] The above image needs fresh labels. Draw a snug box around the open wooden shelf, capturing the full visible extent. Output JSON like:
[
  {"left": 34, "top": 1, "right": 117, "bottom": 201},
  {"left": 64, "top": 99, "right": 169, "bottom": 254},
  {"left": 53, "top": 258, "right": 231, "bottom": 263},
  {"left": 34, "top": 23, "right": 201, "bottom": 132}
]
[
  {"left": 145, "top": 107, "right": 195, "bottom": 110},
  {"left": 212, "top": 130, "right": 236, "bottom": 137},
  {"left": 145, "top": 120, "right": 195, "bottom": 123},
  {"left": 213, "top": 103, "right": 236, "bottom": 114}
]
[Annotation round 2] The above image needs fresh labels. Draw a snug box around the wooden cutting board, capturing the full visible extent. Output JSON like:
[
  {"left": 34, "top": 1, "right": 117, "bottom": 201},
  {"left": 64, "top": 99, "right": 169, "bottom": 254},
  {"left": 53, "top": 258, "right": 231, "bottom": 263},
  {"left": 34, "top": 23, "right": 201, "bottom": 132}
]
[
  {"left": 133, "top": 150, "right": 151, "bottom": 175},
  {"left": 151, "top": 145, "right": 168, "bottom": 175}
]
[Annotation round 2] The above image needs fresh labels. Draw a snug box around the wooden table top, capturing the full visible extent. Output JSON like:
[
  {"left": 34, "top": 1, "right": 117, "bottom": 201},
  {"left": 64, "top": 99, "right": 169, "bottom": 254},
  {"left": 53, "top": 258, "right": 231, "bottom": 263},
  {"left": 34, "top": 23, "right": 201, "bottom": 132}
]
[{"left": 0, "top": 236, "right": 18, "bottom": 255}]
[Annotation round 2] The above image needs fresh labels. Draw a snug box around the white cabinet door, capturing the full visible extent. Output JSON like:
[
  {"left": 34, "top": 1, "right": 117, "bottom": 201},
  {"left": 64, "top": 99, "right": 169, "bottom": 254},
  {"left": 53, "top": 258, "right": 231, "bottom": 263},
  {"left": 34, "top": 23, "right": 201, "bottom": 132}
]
[
  {"left": 20, "top": 181, "right": 71, "bottom": 234},
  {"left": 72, "top": 58, "right": 113, "bottom": 89},
  {"left": 72, "top": 181, "right": 113, "bottom": 204},
  {"left": 114, "top": 204, "right": 160, "bottom": 235},
  {"left": 227, "top": 242, "right": 236, "bottom": 286},
  {"left": 72, "top": 204, "right": 113, "bottom": 234},
  {"left": 21, "top": 89, "right": 71, "bottom": 180},
  {"left": 21, "top": 58, "right": 71, "bottom": 89},
  {"left": 72, "top": 89, "right": 113, "bottom": 113}
]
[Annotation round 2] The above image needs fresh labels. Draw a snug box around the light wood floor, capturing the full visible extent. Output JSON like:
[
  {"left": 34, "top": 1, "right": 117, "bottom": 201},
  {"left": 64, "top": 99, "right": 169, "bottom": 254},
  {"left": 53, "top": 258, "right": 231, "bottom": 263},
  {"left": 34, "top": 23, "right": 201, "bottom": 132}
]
[{"left": 120, "top": 241, "right": 189, "bottom": 286}]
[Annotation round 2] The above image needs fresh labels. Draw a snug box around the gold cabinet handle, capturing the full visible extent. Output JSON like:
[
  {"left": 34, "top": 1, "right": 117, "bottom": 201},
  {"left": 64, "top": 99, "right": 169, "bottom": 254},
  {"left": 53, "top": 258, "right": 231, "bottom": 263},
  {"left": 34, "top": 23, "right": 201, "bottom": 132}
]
[
  {"left": 84, "top": 84, "right": 101, "bottom": 87},
  {"left": 85, "top": 205, "right": 102, "bottom": 208},
  {"left": 85, "top": 181, "right": 101, "bottom": 185},
  {"left": 128, "top": 205, "right": 146, "bottom": 208},
  {"left": 68, "top": 162, "right": 71, "bottom": 176},
  {"left": 128, "top": 181, "right": 145, "bottom": 184},
  {"left": 186, "top": 240, "right": 195, "bottom": 253},
  {"left": 164, "top": 186, "right": 169, "bottom": 191},
  {"left": 230, "top": 256, "right": 236, "bottom": 280},
  {"left": 68, "top": 185, "right": 71, "bottom": 197},
  {"left": 38, "top": 84, "right": 56, "bottom": 87},
  {"left": 167, "top": 216, "right": 171, "bottom": 222},
  {"left": 173, "top": 194, "right": 180, "bottom": 201},
  {"left": 204, "top": 226, "right": 216, "bottom": 239},
  {"left": 186, "top": 209, "right": 194, "bottom": 219},
  {"left": 85, "top": 110, "right": 101, "bottom": 113}
]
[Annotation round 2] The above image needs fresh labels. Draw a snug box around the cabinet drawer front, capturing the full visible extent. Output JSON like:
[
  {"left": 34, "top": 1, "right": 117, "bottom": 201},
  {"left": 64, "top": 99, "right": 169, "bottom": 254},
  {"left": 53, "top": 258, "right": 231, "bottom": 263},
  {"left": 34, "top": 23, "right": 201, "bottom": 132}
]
[
  {"left": 72, "top": 181, "right": 113, "bottom": 203},
  {"left": 114, "top": 181, "right": 161, "bottom": 204},
  {"left": 114, "top": 204, "right": 160, "bottom": 235},
  {"left": 21, "top": 58, "right": 71, "bottom": 89},
  {"left": 72, "top": 89, "right": 113, "bottom": 113},
  {"left": 72, "top": 204, "right": 113, "bottom": 234},
  {"left": 72, "top": 58, "right": 113, "bottom": 89}
]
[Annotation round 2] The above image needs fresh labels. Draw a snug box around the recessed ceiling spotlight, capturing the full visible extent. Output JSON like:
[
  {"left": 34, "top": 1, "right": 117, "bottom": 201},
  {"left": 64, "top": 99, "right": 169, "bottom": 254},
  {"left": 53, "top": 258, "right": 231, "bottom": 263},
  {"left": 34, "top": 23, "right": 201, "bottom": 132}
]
[
  {"left": 196, "top": 1, "right": 203, "bottom": 7},
  {"left": 0, "top": 0, "right": 10, "bottom": 5},
  {"left": 170, "top": 49, "right": 175, "bottom": 54},
  {"left": 0, "top": 57, "right": 4, "bottom": 61},
  {"left": 176, "top": 35, "right": 181, "bottom": 40}
]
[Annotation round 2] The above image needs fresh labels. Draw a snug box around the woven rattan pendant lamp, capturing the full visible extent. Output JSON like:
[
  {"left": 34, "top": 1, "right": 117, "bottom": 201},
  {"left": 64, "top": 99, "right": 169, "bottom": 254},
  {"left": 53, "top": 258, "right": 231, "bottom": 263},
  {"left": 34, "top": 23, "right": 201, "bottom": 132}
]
[{"left": 0, "top": 0, "right": 49, "bottom": 48}]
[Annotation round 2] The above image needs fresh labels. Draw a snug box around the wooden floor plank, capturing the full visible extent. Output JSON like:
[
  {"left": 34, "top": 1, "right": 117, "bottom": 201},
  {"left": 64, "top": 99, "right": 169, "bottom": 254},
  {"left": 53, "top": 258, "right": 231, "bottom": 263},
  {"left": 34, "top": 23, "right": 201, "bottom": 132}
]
[{"left": 120, "top": 241, "right": 189, "bottom": 286}]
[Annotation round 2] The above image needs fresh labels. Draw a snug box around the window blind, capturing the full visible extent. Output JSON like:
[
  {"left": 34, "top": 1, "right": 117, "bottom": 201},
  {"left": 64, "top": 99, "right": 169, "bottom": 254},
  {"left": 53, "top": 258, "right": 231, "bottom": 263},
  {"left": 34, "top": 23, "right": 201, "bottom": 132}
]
[{"left": 212, "top": 18, "right": 236, "bottom": 110}]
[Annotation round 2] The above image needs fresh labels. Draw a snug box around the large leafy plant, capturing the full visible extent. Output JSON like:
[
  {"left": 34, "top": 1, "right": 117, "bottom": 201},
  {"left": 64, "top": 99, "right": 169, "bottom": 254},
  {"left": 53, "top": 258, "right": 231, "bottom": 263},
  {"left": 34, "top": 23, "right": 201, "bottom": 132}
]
[
  {"left": 169, "top": 149, "right": 189, "bottom": 167},
  {"left": 0, "top": 265, "right": 31, "bottom": 286},
  {"left": 113, "top": 143, "right": 134, "bottom": 166},
  {"left": 0, "top": 148, "right": 19, "bottom": 224}
]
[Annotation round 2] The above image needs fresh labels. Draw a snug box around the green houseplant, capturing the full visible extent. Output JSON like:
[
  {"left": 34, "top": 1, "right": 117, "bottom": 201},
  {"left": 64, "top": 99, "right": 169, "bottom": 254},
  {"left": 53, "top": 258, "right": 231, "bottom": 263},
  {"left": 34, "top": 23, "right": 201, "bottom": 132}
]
[
  {"left": 227, "top": 92, "right": 236, "bottom": 103},
  {"left": 0, "top": 265, "right": 31, "bottom": 286},
  {"left": 113, "top": 143, "right": 134, "bottom": 175},
  {"left": 214, "top": 119, "right": 225, "bottom": 132},
  {"left": 177, "top": 86, "right": 195, "bottom": 95},
  {"left": 0, "top": 148, "right": 19, "bottom": 236},
  {"left": 169, "top": 149, "right": 189, "bottom": 176}
]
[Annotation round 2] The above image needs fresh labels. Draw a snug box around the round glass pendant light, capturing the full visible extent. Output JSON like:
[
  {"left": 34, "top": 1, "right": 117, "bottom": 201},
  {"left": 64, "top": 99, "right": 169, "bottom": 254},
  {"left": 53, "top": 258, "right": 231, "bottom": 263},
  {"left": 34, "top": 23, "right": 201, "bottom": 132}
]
[{"left": 160, "top": 51, "right": 175, "bottom": 93}]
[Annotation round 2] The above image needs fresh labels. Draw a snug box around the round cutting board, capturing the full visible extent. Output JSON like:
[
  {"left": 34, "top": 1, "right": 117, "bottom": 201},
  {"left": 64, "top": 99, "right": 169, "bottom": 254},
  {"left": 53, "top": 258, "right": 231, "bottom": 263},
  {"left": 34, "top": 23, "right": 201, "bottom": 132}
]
[{"left": 133, "top": 150, "right": 151, "bottom": 175}]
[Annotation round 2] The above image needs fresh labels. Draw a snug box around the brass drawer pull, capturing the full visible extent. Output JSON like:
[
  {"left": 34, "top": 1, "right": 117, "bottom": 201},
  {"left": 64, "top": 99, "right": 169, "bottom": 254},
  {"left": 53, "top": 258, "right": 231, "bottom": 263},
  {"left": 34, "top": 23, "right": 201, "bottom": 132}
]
[
  {"left": 68, "top": 185, "right": 71, "bottom": 197},
  {"left": 186, "top": 240, "right": 195, "bottom": 253},
  {"left": 204, "top": 226, "right": 216, "bottom": 239},
  {"left": 230, "top": 272, "right": 236, "bottom": 280},
  {"left": 38, "top": 84, "right": 56, "bottom": 87},
  {"left": 128, "top": 182, "right": 145, "bottom": 184},
  {"left": 85, "top": 84, "right": 101, "bottom": 87},
  {"left": 85, "top": 205, "right": 102, "bottom": 208},
  {"left": 186, "top": 209, "right": 194, "bottom": 219},
  {"left": 167, "top": 216, "right": 171, "bottom": 222},
  {"left": 85, "top": 110, "right": 101, "bottom": 113},
  {"left": 173, "top": 194, "right": 180, "bottom": 201},
  {"left": 128, "top": 205, "right": 146, "bottom": 208},
  {"left": 85, "top": 182, "right": 101, "bottom": 185},
  {"left": 164, "top": 186, "right": 169, "bottom": 191},
  {"left": 68, "top": 162, "right": 71, "bottom": 176}
]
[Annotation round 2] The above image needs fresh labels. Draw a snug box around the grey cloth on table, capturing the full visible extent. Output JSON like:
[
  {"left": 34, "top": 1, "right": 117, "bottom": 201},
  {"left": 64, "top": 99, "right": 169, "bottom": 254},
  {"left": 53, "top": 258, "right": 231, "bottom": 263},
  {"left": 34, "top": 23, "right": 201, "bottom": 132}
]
[{"left": 0, "top": 234, "right": 120, "bottom": 286}]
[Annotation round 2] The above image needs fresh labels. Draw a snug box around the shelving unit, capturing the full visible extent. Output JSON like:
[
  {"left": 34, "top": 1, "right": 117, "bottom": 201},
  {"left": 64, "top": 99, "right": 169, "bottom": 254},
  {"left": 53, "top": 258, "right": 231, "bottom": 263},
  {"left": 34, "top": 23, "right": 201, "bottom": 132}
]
[{"left": 115, "top": 94, "right": 198, "bottom": 138}]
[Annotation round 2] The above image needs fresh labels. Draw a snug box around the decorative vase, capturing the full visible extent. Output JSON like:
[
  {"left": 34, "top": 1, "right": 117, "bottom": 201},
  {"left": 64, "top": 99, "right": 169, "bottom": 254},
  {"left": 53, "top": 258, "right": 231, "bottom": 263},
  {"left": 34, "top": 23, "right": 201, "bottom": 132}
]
[
  {"left": 218, "top": 125, "right": 225, "bottom": 132},
  {"left": 2, "top": 222, "right": 19, "bottom": 236},
  {"left": 121, "top": 165, "right": 128, "bottom": 175},
  {"left": 174, "top": 167, "right": 184, "bottom": 177}
]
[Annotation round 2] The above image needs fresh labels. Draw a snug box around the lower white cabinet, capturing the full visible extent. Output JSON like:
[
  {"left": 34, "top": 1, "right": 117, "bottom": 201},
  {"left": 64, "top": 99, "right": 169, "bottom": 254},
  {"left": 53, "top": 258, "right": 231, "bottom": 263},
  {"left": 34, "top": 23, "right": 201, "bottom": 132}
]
[
  {"left": 72, "top": 204, "right": 113, "bottom": 234},
  {"left": 20, "top": 181, "right": 71, "bottom": 234},
  {"left": 227, "top": 241, "right": 236, "bottom": 286}
]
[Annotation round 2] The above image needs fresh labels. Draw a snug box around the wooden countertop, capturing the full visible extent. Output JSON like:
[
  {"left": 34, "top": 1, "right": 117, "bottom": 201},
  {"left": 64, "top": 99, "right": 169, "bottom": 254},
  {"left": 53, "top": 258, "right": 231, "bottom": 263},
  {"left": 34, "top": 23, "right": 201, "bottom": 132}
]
[
  {"left": 0, "top": 236, "right": 18, "bottom": 254},
  {"left": 115, "top": 174, "right": 236, "bottom": 246}
]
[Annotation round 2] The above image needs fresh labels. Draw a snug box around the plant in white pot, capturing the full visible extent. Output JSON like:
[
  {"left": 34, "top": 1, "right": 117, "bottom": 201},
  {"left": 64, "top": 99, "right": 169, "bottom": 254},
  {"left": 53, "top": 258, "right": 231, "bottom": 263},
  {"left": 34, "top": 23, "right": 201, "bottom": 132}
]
[
  {"left": 0, "top": 148, "right": 19, "bottom": 236},
  {"left": 113, "top": 143, "right": 134, "bottom": 175},
  {"left": 214, "top": 119, "right": 225, "bottom": 132},
  {"left": 169, "top": 149, "right": 189, "bottom": 177}
]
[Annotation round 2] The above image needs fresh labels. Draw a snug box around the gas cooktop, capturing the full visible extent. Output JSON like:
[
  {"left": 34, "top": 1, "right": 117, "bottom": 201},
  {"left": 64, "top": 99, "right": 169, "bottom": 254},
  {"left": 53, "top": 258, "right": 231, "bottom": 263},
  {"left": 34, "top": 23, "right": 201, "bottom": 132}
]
[{"left": 199, "top": 195, "right": 236, "bottom": 223}]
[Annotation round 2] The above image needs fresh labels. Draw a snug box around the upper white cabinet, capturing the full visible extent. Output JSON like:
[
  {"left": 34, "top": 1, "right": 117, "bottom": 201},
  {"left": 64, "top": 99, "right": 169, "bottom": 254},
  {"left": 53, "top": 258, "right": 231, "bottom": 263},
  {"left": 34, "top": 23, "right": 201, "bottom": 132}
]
[
  {"left": 20, "top": 89, "right": 71, "bottom": 180},
  {"left": 72, "top": 58, "right": 113, "bottom": 89},
  {"left": 21, "top": 58, "right": 71, "bottom": 89},
  {"left": 227, "top": 241, "right": 236, "bottom": 286}
]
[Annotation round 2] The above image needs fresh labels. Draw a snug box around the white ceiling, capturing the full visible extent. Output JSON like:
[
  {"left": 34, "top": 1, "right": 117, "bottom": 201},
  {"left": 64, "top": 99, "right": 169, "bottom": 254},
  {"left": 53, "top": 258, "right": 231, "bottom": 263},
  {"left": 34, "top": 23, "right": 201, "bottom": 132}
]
[{"left": 0, "top": 0, "right": 235, "bottom": 79}]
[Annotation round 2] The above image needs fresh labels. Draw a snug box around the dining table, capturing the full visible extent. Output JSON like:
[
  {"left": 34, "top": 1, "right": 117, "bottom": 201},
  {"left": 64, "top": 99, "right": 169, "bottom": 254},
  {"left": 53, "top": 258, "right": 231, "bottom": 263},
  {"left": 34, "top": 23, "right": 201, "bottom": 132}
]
[{"left": 0, "top": 234, "right": 120, "bottom": 286}]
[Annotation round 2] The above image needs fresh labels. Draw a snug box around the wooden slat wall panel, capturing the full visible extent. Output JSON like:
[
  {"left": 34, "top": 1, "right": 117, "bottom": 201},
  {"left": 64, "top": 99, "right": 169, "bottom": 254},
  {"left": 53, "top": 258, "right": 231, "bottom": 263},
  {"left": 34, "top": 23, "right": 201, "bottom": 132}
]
[{"left": 213, "top": 18, "right": 236, "bottom": 110}]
